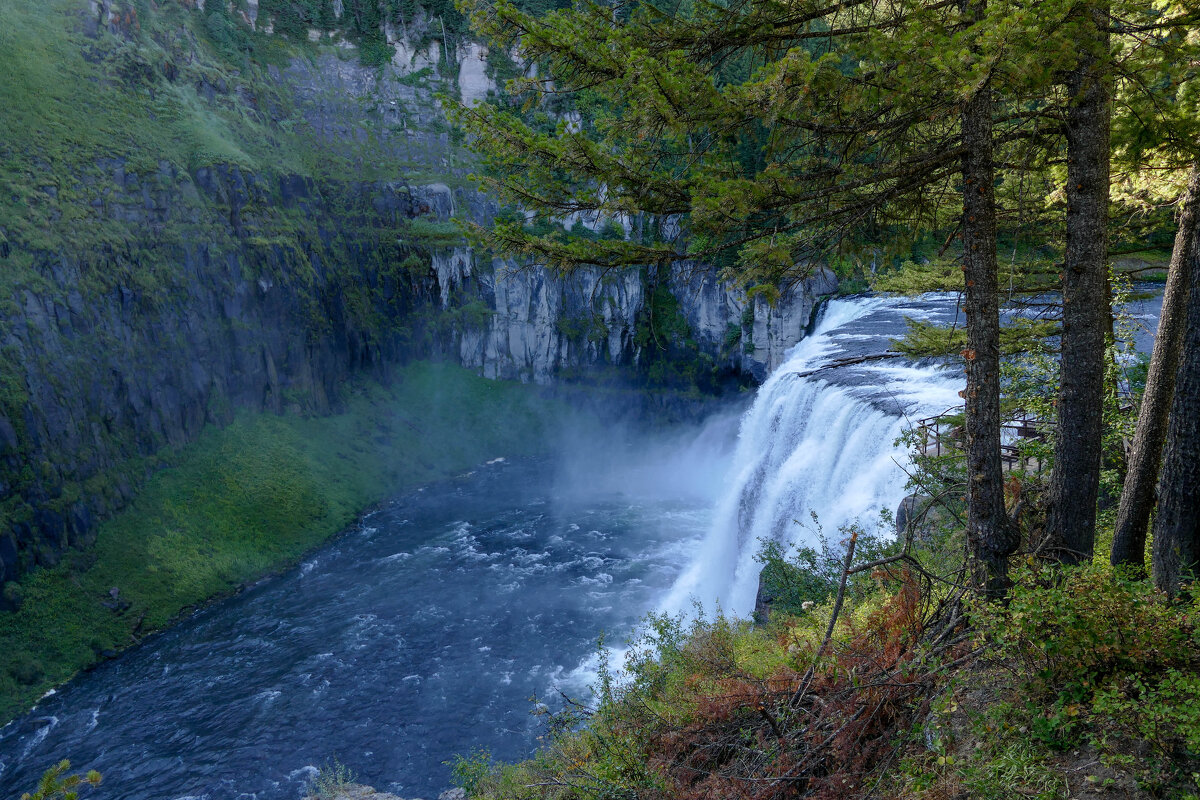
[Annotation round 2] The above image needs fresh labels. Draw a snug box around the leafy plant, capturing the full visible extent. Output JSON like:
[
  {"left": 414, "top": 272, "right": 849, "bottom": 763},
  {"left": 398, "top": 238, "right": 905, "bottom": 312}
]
[
  {"left": 968, "top": 564, "right": 1200, "bottom": 791},
  {"left": 754, "top": 519, "right": 899, "bottom": 618},
  {"left": 308, "top": 758, "right": 355, "bottom": 800},
  {"left": 450, "top": 748, "right": 494, "bottom": 795},
  {"left": 975, "top": 564, "right": 1194, "bottom": 693},
  {"left": 1091, "top": 669, "right": 1200, "bottom": 788}
]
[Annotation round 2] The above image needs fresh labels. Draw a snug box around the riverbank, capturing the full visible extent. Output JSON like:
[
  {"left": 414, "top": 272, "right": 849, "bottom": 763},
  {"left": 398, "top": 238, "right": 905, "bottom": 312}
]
[{"left": 0, "top": 362, "right": 572, "bottom": 725}]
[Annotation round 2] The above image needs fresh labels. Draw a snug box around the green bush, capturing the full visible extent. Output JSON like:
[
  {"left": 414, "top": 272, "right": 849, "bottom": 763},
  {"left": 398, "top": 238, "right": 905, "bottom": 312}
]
[
  {"left": 1094, "top": 669, "right": 1200, "bottom": 755},
  {"left": 2, "top": 580, "right": 23, "bottom": 610},
  {"left": 358, "top": 36, "right": 395, "bottom": 68},
  {"left": 976, "top": 565, "right": 1195, "bottom": 694},
  {"left": 754, "top": 522, "right": 899, "bottom": 617},
  {"left": 450, "top": 748, "right": 494, "bottom": 796},
  {"left": 968, "top": 565, "right": 1200, "bottom": 791},
  {"left": 307, "top": 758, "right": 355, "bottom": 800},
  {"left": 10, "top": 652, "right": 42, "bottom": 685}
]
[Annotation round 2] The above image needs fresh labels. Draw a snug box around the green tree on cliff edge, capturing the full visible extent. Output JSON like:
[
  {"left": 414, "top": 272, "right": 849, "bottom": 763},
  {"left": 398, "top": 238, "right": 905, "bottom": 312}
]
[
  {"left": 452, "top": 0, "right": 1041, "bottom": 595},
  {"left": 453, "top": 0, "right": 1200, "bottom": 594}
]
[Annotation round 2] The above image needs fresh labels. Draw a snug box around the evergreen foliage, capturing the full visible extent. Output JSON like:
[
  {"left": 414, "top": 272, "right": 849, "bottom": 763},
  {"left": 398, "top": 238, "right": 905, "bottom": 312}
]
[
  {"left": 453, "top": 0, "right": 1193, "bottom": 276},
  {"left": 453, "top": 0, "right": 1200, "bottom": 586},
  {"left": 20, "top": 760, "right": 102, "bottom": 800}
]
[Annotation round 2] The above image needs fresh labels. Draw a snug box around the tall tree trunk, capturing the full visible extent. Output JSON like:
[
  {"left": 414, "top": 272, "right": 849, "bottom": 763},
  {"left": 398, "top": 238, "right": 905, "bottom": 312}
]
[
  {"left": 1047, "top": 6, "right": 1111, "bottom": 565},
  {"left": 960, "top": 0, "right": 1015, "bottom": 597},
  {"left": 1111, "top": 166, "right": 1200, "bottom": 572},
  {"left": 1151, "top": 214, "right": 1200, "bottom": 596}
]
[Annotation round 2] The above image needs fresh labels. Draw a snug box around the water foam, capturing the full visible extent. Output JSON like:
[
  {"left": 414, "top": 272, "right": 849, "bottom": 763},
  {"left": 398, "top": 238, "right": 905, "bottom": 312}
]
[{"left": 662, "top": 296, "right": 961, "bottom": 618}]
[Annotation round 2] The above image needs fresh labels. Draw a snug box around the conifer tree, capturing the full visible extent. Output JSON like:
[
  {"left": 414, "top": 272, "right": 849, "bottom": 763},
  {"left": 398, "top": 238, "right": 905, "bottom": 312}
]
[
  {"left": 454, "top": 0, "right": 1198, "bottom": 592},
  {"left": 456, "top": 0, "right": 1079, "bottom": 593},
  {"left": 1151, "top": 203, "right": 1200, "bottom": 595},
  {"left": 958, "top": 0, "right": 1018, "bottom": 596},
  {"left": 1046, "top": 0, "right": 1112, "bottom": 565}
]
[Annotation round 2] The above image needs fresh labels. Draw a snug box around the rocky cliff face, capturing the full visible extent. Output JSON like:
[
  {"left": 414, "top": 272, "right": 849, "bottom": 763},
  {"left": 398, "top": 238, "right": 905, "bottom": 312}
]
[
  {"left": 0, "top": 3, "right": 836, "bottom": 589},
  {"left": 422, "top": 188, "right": 838, "bottom": 385},
  {"left": 443, "top": 238, "right": 837, "bottom": 384},
  {"left": 0, "top": 164, "right": 466, "bottom": 586}
]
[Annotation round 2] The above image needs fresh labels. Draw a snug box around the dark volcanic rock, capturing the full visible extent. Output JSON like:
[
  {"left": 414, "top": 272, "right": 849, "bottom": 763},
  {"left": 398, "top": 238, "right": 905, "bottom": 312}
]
[{"left": 0, "top": 47, "right": 837, "bottom": 586}]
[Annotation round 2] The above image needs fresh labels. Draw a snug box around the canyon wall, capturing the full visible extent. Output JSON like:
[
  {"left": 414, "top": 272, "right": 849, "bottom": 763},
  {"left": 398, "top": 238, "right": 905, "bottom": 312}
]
[{"left": 0, "top": 1, "right": 836, "bottom": 588}]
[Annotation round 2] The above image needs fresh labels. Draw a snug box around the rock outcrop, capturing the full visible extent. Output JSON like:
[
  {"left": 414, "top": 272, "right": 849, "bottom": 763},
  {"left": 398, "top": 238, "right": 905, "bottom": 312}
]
[
  {"left": 670, "top": 262, "right": 839, "bottom": 381},
  {"left": 302, "top": 783, "right": 466, "bottom": 800},
  {"left": 0, "top": 6, "right": 837, "bottom": 588},
  {"left": 894, "top": 493, "right": 953, "bottom": 545}
]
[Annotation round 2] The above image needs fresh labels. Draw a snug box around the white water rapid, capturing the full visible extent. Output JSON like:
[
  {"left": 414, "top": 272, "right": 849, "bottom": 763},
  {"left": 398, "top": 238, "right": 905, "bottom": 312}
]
[{"left": 662, "top": 294, "right": 965, "bottom": 618}]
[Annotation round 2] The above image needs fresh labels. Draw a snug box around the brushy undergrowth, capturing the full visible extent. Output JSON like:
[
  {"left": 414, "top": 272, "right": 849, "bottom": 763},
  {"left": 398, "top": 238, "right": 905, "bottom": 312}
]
[
  {"left": 901, "top": 565, "right": 1200, "bottom": 799},
  {"left": 0, "top": 362, "right": 569, "bottom": 724},
  {"left": 454, "top": 544, "right": 1200, "bottom": 800},
  {"left": 455, "top": 517, "right": 969, "bottom": 800}
]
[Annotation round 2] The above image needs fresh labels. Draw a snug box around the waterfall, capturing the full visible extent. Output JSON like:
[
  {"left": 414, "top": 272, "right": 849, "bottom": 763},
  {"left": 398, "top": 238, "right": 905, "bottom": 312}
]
[{"left": 662, "top": 295, "right": 964, "bottom": 618}]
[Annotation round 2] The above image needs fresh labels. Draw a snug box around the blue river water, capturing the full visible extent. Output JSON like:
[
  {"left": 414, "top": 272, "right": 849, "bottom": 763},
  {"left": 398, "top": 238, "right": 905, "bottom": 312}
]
[{"left": 0, "top": 426, "right": 737, "bottom": 800}]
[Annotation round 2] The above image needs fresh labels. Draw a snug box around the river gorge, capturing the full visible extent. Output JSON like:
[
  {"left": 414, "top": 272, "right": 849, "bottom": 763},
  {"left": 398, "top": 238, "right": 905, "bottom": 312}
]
[
  {"left": 0, "top": 2, "right": 1179, "bottom": 798},
  {"left": 0, "top": 294, "right": 986, "bottom": 798}
]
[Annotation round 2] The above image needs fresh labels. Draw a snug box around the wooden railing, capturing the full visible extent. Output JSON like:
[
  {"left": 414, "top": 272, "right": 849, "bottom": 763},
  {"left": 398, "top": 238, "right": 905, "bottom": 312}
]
[
  {"left": 914, "top": 407, "right": 1051, "bottom": 473},
  {"left": 914, "top": 388, "right": 1138, "bottom": 471}
]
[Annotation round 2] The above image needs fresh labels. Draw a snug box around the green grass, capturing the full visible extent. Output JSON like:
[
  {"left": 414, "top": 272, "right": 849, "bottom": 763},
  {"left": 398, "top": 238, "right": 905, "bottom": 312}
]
[
  {"left": 0, "top": 1, "right": 266, "bottom": 248},
  {"left": 0, "top": 0, "right": 466, "bottom": 270},
  {"left": 0, "top": 362, "right": 571, "bottom": 724}
]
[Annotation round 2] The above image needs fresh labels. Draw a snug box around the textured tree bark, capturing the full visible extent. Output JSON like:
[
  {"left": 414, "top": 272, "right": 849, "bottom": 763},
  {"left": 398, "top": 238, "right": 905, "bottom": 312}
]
[
  {"left": 1151, "top": 219, "right": 1200, "bottom": 596},
  {"left": 960, "top": 0, "right": 1015, "bottom": 597},
  {"left": 1111, "top": 166, "right": 1200, "bottom": 572},
  {"left": 1047, "top": 8, "right": 1111, "bottom": 565}
]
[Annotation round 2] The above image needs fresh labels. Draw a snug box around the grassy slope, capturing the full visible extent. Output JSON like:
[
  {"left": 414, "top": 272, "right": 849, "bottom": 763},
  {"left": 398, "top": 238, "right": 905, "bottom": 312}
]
[
  {"left": 0, "top": 0, "right": 278, "bottom": 255},
  {"left": 0, "top": 362, "right": 570, "bottom": 724},
  {"left": 0, "top": 0, "right": 443, "bottom": 274}
]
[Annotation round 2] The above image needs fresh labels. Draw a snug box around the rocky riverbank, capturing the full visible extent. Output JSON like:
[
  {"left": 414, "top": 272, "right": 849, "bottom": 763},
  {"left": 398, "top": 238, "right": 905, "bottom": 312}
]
[{"left": 305, "top": 784, "right": 466, "bottom": 800}]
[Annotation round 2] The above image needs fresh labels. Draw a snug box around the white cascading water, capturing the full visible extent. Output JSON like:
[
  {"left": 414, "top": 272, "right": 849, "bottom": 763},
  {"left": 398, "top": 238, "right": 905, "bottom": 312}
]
[{"left": 662, "top": 295, "right": 964, "bottom": 618}]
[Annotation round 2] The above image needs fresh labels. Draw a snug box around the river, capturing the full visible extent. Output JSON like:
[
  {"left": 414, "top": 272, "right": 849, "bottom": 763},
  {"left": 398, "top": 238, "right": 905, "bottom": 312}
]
[{"left": 0, "top": 289, "right": 1161, "bottom": 799}]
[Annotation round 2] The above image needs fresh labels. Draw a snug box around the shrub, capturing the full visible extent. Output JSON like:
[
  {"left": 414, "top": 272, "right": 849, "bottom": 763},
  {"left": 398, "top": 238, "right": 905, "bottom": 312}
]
[
  {"left": 307, "top": 758, "right": 355, "bottom": 800},
  {"left": 968, "top": 564, "right": 1200, "bottom": 792},
  {"left": 755, "top": 522, "right": 900, "bottom": 618},
  {"left": 10, "top": 652, "right": 43, "bottom": 685},
  {"left": 975, "top": 564, "right": 1196, "bottom": 694}
]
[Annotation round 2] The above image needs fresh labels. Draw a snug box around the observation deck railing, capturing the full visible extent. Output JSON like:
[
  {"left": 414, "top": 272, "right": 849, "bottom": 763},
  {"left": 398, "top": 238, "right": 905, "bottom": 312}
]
[{"left": 913, "top": 407, "right": 1051, "bottom": 473}]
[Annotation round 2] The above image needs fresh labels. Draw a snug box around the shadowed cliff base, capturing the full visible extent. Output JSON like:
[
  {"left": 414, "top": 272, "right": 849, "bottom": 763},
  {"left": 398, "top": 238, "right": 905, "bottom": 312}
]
[{"left": 0, "top": 362, "right": 575, "bottom": 725}]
